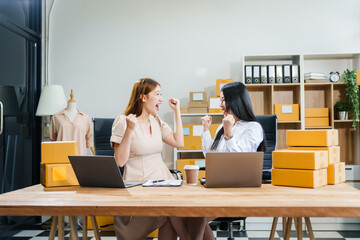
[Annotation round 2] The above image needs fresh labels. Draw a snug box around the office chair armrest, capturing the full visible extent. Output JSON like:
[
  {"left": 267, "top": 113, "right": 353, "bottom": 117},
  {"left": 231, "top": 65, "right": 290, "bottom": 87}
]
[{"left": 169, "top": 169, "right": 183, "bottom": 180}]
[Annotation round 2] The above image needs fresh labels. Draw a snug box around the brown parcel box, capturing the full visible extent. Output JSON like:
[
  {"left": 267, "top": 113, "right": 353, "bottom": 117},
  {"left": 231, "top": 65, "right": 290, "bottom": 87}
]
[
  {"left": 40, "top": 163, "right": 79, "bottom": 187},
  {"left": 179, "top": 124, "right": 219, "bottom": 150},
  {"left": 305, "top": 117, "right": 329, "bottom": 127},
  {"left": 327, "top": 162, "right": 346, "bottom": 185},
  {"left": 41, "top": 141, "right": 78, "bottom": 164},
  {"left": 288, "top": 146, "right": 340, "bottom": 164},
  {"left": 216, "top": 79, "right": 233, "bottom": 97},
  {"left": 286, "top": 130, "right": 338, "bottom": 147},
  {"left": 272, "top": 168, "right": 327, "bottom": 188},
  {"left": 274, "top": 104, "right": 299, "bottom": 121},
  {"left": 273, "top": 150, "right": 328, "bottom": 170},
  {"left": 305, "top": 108, "right": 329, "bottom": 118}
]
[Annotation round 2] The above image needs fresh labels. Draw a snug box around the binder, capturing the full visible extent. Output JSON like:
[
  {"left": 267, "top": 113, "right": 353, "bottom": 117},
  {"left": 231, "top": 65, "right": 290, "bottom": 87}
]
[
  {"left": 283, "top": 65, "right": 292, "bottom": 83},
  {"left": 252, "top": 65, "right": 260, "bottom": 84},
  {"left": 268, "top": 65, "right": 275, "bottom": 83},
  {"left": 292, "top": 65, "right": 299, "bottom": 83},
  {"left": 245, "top": 65, "right": 252, "bottom": 84},
  {"left": 261, "top": 65, "right": 268, "bottom": 83},
  {"left": 275, "top": 65, "right": 283, "bottom": 83}
]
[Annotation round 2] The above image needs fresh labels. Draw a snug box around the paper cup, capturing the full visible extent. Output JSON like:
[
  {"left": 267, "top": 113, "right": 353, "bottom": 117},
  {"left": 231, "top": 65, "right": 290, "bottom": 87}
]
[{"left": 184, "top": 165, "right": 199, "bottom": 185}]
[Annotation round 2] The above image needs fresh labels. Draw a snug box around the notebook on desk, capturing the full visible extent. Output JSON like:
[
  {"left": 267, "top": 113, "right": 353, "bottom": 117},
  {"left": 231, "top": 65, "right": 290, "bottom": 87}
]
[
  {"left": 203, "top": 152, "right": 264, "bottom": 188},
  {"left": 68, "top": 155, "right": 142, "bottom": 188}
]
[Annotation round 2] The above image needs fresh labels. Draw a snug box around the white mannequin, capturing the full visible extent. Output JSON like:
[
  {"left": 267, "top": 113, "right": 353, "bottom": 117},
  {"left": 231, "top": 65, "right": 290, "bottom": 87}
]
[{"left": 64, "top": 89, "right": 78, "bottom": 122}]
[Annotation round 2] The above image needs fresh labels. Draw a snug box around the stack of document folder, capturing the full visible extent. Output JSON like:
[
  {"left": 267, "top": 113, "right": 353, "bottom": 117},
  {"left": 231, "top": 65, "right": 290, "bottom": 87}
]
[{"left": 304, "top": 72, "right": 327, "bottom": 83}]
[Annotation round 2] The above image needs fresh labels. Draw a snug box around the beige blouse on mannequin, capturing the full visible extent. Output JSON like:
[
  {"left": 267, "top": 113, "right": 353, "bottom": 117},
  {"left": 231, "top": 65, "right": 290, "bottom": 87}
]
[{"left": 50, "top": 90, "right": 95, "bottom": 155}]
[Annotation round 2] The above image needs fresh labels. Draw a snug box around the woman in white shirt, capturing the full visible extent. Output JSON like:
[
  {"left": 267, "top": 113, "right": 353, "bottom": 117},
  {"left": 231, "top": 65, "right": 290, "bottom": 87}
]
[
  {"left": 201, "top": 82, "right": 266, "bottom": 155},
  {"left": 200, "top": 81, "right": 266, "bottom": 235}
]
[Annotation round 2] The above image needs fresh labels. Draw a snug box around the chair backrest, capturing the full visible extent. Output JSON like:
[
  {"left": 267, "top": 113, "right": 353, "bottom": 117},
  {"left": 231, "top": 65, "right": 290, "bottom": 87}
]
[
  {"left": 256, "top": 115, "right": 277, "bottom": 181},
  {"left": 93, "top": 118, "right": 115, "bottom": 156}
]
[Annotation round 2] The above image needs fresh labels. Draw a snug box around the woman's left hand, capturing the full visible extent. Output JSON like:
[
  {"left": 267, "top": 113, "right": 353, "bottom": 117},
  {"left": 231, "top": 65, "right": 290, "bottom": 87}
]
[
  {"left": 169, "top": 98, "right": 180, "bottom": 112},
  {"left": 223, "top": 115, "right": 235, "bottom": 137}
]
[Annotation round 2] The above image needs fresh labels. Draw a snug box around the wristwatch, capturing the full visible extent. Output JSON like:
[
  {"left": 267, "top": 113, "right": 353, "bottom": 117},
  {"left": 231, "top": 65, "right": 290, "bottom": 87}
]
[{"left": 224, "top": 135, "right": 233, "bottom": 141}]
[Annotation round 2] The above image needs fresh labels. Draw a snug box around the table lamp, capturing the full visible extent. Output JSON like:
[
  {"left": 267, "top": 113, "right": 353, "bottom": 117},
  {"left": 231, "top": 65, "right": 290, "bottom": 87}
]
[{"left": 36, "top": 85, "right": 67, "bottom": 116}]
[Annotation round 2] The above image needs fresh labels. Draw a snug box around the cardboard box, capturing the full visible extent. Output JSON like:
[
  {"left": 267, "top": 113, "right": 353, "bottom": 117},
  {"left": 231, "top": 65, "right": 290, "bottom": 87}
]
[
  {"left": 286, "top": 130, "right": 338, "bottom": 147},
  {"left": 188, "top": 107, "right": 208, "bottom": 113},
  {"left": 327, "top": 162, "right": 345, "bottom": 185},
  {"left": 41, "top": 141, "right": 78, "bottom": 164},
  {"left": 176, "top": 159, "right": 206, "bottom": 180},
  {"left": 190, "top": 92, "right": 207, "bottom": 103},
  {"left": 180, "top": 124, "right": 219, "bottom": 150},
  {"left": 357, "top": 70, "right": 360, "bottom": 86},
  {"left": 40, "top": 163, "right": 79, "bottom": 187},
  {"left": 208, "top": 97, "right": 222, "bottom": 113},
  {"left": 216, "top": 79, "right": 233, "bottom": 97},
  {"left": 288, "top": 146, "right": 340, "bottom": 164},
  {"left": 189, "top": 101, "right": 208, "bottom": 108},
  {"left": 273, "top": 150, "right": 328, "bottom": 170},
  {"left": 180, "top": 105, "right": 188, "bottom": 114},
  {"left": 305, "top": 117, "right": 329, "bottom": 127},
  {"left": 274, "top": 104, "right": 299, "bottom": 121},
  {"left": 272, "top": 168, "right": 327, "bottom": 188},
  {"left": 305, "top": 108, "right": 329, "bottom": 118}
]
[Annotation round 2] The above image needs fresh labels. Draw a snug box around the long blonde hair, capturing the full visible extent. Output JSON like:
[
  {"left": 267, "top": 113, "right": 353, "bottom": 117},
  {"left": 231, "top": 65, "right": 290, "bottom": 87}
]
[{"left": 124, "top": 78, "right": 160, "bottom": 116}]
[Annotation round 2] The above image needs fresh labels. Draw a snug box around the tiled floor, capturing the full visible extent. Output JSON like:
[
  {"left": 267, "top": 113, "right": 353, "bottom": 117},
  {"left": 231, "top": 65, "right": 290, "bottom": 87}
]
[{"left": 1, "top": 222, "right": 360, "bottom": 240}]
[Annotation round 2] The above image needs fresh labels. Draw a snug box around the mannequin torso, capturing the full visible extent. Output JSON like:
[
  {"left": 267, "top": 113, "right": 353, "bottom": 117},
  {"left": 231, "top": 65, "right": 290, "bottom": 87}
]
[{"left": 64, "top": 101, "right": 78, "bottom": 122}]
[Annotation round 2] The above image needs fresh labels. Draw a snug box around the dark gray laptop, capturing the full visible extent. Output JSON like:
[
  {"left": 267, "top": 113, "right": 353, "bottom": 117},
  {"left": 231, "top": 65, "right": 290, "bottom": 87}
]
[
  {"left": 204, "top": 152, "right": 264, "bottom": 188},
  {"left": 68, "top": 155, "right": 142, "bottom": 188}
]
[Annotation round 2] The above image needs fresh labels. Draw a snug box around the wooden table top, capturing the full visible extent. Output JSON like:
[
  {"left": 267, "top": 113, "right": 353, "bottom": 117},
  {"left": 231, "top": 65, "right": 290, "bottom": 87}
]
[{"left": 0, "top": 183, "right": 360, "bottom": 217}]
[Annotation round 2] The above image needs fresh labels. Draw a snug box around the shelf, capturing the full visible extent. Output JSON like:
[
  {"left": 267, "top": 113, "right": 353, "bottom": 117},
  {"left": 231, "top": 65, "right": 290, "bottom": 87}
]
[
  {"left": 334, "top": 120, "right": 359, "bottom": 123},
  {"left": 278, "top": 121, "right": 301, "bottom": 124},
  {"left": 176, "top": 150, "right": 202, "bottom": 153},
  {"left": 305, "top": 126, "right": 333, "bottom": 129},
  {"left": 246, "top": 83, "right": 301, "bottom": 87},
  {"left": 303, "top": 53, "right": 360, "bottom": 60},
  {"left": 180, "top": 113, "right": 223, "bottom": 116}
]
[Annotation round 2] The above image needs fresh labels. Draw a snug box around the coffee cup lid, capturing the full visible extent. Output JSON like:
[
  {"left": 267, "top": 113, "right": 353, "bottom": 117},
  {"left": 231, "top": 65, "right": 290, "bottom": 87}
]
[{"left": 184, "top": 165, "right": 199, "bottom": 170}]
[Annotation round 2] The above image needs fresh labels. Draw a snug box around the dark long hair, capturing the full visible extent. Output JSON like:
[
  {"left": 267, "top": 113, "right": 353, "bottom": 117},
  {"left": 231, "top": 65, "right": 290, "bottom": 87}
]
[{"left": 211, "top": 82, "right": 266, "bottom": 152}]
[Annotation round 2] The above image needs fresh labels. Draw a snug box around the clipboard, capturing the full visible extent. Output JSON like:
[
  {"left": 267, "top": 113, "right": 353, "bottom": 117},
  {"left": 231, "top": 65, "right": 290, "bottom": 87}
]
[{"left": 142, "top": 179, "right": 183, "bottom": 187}]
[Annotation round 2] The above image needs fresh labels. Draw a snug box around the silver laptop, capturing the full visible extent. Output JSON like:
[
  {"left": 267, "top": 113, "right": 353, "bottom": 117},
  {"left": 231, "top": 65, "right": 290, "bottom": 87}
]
[
  {"left": 68, "top": 155, "right": 142, "bottom": 188},
  {"left": 204, "top": 152, "right": 264, "bottom": 188}
]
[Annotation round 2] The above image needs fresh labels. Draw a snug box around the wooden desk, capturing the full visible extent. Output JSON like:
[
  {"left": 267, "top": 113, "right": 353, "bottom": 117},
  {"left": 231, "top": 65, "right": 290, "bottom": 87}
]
[
  {"left": 2, "top": 183, "right": 358, "bottom": 240},
  {"left": 0, "top": 183, "right": 360, "bottom": 218}
]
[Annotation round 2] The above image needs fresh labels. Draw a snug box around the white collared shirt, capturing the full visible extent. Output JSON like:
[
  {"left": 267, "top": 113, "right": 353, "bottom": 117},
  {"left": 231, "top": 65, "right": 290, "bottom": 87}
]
[{"left": 201, "top": 120, "right": 263, "bottom": 156}]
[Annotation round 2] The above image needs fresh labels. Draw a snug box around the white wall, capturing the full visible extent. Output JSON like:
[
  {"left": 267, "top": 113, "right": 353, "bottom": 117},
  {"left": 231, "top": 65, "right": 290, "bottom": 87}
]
[{"left": 48, "top": 0, "right": 360, "bottom": 167}]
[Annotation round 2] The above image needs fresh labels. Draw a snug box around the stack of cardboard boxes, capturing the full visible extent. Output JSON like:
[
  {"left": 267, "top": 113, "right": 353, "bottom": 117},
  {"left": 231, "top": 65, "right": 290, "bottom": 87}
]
[
  {"left": 208, "top": 79, "right": 233, "bottom": 113},
  {"left": 40, "top": 141, "right": 79, "bottom": 187},
  {"left": 177, "top": 124, "right": 220, "bottom": 180},
  {"left": 305, "top": 108, "right": 329, "bottom": 127},
  {"left": 188, "top": 91, "right": 208, "bottom": 113},
  {"left": 272, "top": 129, "right": 345, "bottom": 188}
]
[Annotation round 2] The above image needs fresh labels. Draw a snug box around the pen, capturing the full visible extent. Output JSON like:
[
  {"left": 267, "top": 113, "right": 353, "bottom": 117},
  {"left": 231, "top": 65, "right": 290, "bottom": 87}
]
[{"left": 152, "top": 180, "right": 165, "bottom": 183}]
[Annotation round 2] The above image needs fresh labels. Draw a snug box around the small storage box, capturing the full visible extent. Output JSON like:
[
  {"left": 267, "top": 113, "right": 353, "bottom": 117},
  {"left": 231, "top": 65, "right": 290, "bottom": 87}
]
[
  {"left": 288, "top": 146, "right": 340, "bottom": 164},
  {"left": 286, "top": 130, "right": 338, "bottom": 147},
  {"left": 273, "top": 150, "right": 328, "bottom": 170},
  {"left": 40, "top": 163, "right": 79, "bottom": 187},
  {"left": 272, "top": 168, "right": 327, "bottom": 188},
  {"left": 41, "top": 141, "right": 78, "bottom": 164},
  {"left": 327, "top": 162, "right": 346, "bottom": 185},
  {"left": 274, "top": 104, "right": 299, "bottom": 121}
]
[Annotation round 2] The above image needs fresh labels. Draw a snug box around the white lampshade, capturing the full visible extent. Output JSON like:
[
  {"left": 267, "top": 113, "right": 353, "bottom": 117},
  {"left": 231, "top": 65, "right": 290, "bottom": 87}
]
[{"left": 36, "top": 85, "right": 67, "bottom": 116}]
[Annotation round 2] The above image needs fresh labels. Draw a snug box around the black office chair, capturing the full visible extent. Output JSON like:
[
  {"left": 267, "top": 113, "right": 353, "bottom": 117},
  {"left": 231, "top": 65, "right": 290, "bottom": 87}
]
[
  {"left": 212, "top": 114, "right": 278, "bottom": 240},
  {"left": 93, "top": 118, "right": 182, "bottom": 179}
]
